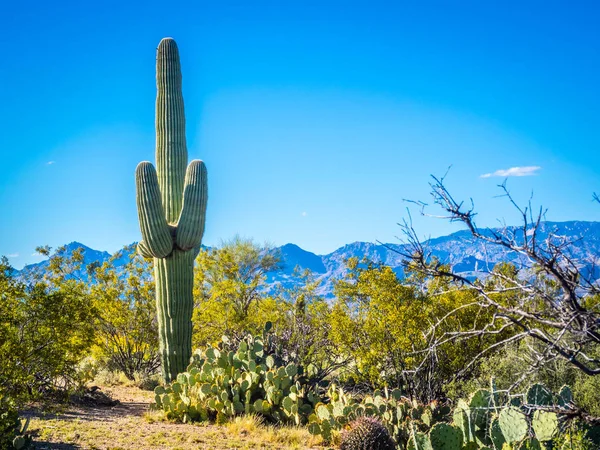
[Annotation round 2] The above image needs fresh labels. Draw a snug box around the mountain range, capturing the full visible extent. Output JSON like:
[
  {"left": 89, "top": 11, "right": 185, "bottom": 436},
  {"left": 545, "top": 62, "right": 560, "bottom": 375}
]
[{"left": 17, "top": 221, "right": 600, "bottom": 299}]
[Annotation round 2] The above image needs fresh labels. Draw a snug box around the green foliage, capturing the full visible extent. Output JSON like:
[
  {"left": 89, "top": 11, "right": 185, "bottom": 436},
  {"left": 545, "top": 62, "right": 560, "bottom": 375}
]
[
  {"left": 0, "top": 396, "right": 30, "bottom": 449},
  {"left": 331, "top": 257, "right": 421, "bottom": 389},
  {"left": 88, "top": 245, "right": 159, "bottom": 380},
  {"left": 573, "top": 372, "right": 600, "bottom": 417},
  {"left": 340, "top": 416, "right": 396, "bottom": 450},
  {"left": 331, "top": 258, "right": 512, "bottom": 402},
  {"left": 552, "top": 422, "right": 600, "bottom": 450},
  {"left": 0, "top": 252, "right": 96, "bottom": 401},
  {"left": 192, "top": 237, "right": 284, "bottom": 347}
]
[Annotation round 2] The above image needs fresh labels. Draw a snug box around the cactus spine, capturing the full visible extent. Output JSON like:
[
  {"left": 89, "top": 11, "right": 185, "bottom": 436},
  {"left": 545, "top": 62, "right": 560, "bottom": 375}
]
[{"left": 136, "top": 37, "right": 208, "bottom": 382}]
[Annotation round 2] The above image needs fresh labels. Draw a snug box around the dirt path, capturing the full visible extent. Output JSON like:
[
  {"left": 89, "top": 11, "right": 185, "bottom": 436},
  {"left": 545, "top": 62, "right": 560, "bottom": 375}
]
[
  {"left": 30, "top": 385, "right": 150, "bottom": 422},
  {"left": 26, "top": 386, "right": 324, "bottom": 450}
]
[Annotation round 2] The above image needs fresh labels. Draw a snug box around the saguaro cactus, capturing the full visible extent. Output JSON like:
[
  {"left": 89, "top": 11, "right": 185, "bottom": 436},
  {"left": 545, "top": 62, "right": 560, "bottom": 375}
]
[{"left": 135, "top": 37, "right": 208, "bottom": 382}]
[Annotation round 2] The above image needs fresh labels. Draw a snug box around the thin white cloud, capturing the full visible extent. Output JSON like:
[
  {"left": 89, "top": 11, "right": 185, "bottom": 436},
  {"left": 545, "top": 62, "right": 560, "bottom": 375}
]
[
  {"left": 7, "top": 253, "right": 19, "bottom": 258},
  {"left": 47, "top": 161, "right": 55, "bottom": 165},
  {"left": 301, "top": 212, "right": 307, "bottom": 217},
  {"left": 480, "top": 166, "right": 541, "bottom": 178}
]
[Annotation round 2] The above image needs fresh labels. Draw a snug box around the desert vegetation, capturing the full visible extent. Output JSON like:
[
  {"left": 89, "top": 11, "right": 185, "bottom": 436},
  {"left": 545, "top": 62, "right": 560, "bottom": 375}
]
[
  {"left": 2, "top": 224, "right": 600, "bottom": 448},
  {"left": 2, "top": 36, "right": 599, "bottom": 450}
]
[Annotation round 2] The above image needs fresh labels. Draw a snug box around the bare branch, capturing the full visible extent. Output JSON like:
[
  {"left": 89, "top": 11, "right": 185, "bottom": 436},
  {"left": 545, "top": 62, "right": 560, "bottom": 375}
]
[{"left": 395, "top": 175, "right": 600, "bottom": 379}]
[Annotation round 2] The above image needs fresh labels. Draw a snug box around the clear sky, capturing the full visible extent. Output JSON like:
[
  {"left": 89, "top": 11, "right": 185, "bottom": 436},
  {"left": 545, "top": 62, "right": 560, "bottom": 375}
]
[{"left": 1, "top": 1, "right": 599, "bottom": 268}]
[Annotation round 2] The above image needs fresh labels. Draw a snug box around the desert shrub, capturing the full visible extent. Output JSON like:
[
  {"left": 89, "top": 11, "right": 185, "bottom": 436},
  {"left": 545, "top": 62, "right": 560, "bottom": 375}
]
[
  {"left": 265, "top": 306, "right": 344, "bottom": 387},
  {"left": 268, "top": 269, "right": 348, "bottom": 386},
  {"left": 192, "top": 237, "right": 285, "bottom": 347},
  {"left": 0, "top": 255, "right": 96, "bottom": 402},
  {"left": 553, "top": 423, "right": 599, "bottom": 450},
  {"left": 88, "top": 245, "right": 160, "bottom": 380},
  {"left": 32, "top": 244, "right": 160, "bottom": 383},
  {"left": 573, "top": 373, "right": 600, "bottom": 418},
  {"left": 0, "top": 396, "right": 30, "bottom": 449},
  {"left": 136, "top": 374, "right": 161, "bottom": 391},
  {"left": 330, "top": 258, "right": 513, "bottom": 402}
]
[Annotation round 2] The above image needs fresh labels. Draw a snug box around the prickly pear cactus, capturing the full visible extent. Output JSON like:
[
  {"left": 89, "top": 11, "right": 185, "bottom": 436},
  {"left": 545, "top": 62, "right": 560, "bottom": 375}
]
[
  {"left": 498, "top": 407, "right": 528, "bottom": 443},
  {"left": 455, "top": 382, "right": 577, "bottom": 448},
  {"left": 429, "top": 423, "right": 463, "bottom": 450},
  {"left": 0, "top": 396, "right": 31, "bottom": 450},
  {"left": 452, "top": 398, "right": 474, "bottom": 443},
  {"left": 556, "top": 385, "right": 573, "bottom": 407},
  {"left": 306, "top": 386, "right": 454, "bottom": 446},
  {"left": 489, "top": 417, "right": 506, "bottom": 449},
  {"left": 340, "top": 416, "right": 396, "bottom": 450},
  {"left": 526, "top": 384, "right": 553, "bottom": 407},
  {"left": 469, "top": 389, "right": 493, "bottom": 430},
  {"left": 408, "top": 430, "right": 433, "bottom": 450},
  {"left": 135, "top": 37, "right": 208, "bottom": 382},
  {"left": 153, "top": 327, "right": 319, "bottom": 425},
  {"left": 532, "top": 410, "right": 558, "bottom": 441}
]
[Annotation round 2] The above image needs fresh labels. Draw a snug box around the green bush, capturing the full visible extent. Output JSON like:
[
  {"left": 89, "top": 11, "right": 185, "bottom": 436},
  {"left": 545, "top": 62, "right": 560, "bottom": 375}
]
[
  {"left": 330, "top": 258, "right": 514, "bottom": 402},
  {"left": 0, "top": 396, "right": 30, "bottom": 449},
  {"left": 573, "top": 372, "right": 600, "bottom": 417},
  {"left": 0, "top": 255, "right": 96, "bottom": 402},
  {"left": 88, "top": 246, "right": 160, "bottom": 381}
]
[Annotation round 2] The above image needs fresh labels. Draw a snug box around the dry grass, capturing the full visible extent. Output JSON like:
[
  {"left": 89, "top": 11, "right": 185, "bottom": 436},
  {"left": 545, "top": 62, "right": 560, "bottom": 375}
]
[{"left": 26, "top": 385, "right": 327, "bottom": 450}]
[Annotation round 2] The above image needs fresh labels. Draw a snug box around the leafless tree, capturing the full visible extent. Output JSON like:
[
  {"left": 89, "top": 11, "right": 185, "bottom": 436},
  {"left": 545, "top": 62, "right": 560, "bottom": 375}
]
[{"left": 392, "top": 174, "right": 600, "bottom": 390}]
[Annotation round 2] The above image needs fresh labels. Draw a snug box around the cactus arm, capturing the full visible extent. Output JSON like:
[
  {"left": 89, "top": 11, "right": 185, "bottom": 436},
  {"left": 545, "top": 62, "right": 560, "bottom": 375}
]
[
  {"left": 156, "top": 37, "right": 187, "bottom": 223},
  {"left": 135, "top": 161, "right": 174, "bottom": 258},
  {"left": 176, "top": 159, "right": 208, "bottom": 251},
  {"left": 137, "top": 239, "right": 155, "bottom": 259}
]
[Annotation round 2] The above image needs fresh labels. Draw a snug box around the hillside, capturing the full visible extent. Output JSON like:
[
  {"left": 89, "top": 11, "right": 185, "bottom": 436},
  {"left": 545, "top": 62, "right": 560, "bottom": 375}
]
[{"left": 17, "top": 221, "right": 600, "bottom": 299}]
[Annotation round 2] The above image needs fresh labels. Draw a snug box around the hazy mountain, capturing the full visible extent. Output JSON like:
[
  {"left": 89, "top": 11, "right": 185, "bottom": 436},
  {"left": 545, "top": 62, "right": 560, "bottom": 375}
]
[{"left": 16, "top": 221, "right": 600, "bottom": 299}]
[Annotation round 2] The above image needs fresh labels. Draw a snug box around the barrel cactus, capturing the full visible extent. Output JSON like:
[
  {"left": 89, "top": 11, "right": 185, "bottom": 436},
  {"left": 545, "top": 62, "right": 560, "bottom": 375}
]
[
  {"left": 340, "top": 416, "right": 396, "bottom": 450},
  {"left": 135, "top": 37, "right": 208, "bottom": 382}
]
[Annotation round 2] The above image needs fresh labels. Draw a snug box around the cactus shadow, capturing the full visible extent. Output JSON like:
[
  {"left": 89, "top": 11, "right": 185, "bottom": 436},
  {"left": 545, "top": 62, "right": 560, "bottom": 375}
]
[{"left": 31, "top": 439, "right": 81, "bottom": 449}]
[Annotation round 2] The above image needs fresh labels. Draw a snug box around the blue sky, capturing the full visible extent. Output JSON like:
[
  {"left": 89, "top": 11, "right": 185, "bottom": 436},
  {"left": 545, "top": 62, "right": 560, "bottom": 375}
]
[{"left": 1, "top": 1, "right": 599, "bottom": 268}]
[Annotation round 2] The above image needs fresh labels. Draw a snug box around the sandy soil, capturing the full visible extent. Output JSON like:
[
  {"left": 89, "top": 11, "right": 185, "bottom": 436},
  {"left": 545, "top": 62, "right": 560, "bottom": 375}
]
[{"left": 26, "top": 385, "right": 323, "bottom": 450}]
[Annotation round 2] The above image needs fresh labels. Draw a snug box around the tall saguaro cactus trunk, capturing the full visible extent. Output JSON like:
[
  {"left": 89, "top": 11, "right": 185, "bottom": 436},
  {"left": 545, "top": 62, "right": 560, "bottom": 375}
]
[{"left": 135, "top": 38, "right": 208, "bottom": 382}]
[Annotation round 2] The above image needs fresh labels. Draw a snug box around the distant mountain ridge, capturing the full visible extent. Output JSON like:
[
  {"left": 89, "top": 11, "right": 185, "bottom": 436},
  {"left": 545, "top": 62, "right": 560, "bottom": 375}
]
[
  {"left": 20, "top": 241, "right": 112, "bottom": 279},
  {"left": 16, "top": 221, "right": 600, "bottom": 299}
]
